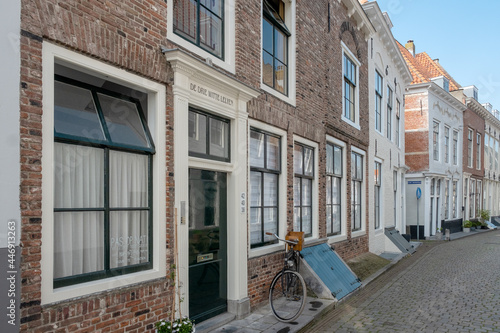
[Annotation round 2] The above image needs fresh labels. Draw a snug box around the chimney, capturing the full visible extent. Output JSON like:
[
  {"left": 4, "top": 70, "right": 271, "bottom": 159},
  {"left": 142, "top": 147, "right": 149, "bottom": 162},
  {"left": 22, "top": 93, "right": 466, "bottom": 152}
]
[{"left": 405, "top": 40, "right": 415, "bottom": 57}]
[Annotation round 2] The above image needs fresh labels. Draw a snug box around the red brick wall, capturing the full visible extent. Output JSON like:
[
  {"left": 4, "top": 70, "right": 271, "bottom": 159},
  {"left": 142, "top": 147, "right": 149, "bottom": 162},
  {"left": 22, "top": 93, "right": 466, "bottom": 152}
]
[
  {"left": 463, "top": 107, "right": 485, "bottom": 178},
  {"left": 404, "top": 93, "right": 430, "bottom": 172},
  {"left": 19, "top": 0, "right": 175, "bottom": 332},
  {"left": 245, "top": 0, "right": 370, "bottom": 307}
]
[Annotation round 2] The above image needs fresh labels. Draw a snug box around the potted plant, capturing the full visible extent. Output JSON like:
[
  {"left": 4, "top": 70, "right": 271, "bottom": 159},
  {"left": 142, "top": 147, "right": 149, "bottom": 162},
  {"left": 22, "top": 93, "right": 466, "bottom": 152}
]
[
  {"left": 435, "top": 227, "right": 443, "bottom": 240},
  {"left": 479, "top": 209, "right": 491, "bottom": 229},
  {"left": 463, "top": 220, "right": 472, "bottom": 233},
  {"left": 156, "top": 317, "right": 195, "bottom": 333}
]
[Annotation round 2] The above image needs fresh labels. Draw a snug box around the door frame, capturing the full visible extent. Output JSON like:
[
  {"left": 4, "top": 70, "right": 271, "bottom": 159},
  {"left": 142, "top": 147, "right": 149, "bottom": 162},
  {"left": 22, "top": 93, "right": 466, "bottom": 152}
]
[{"left": 167, "top": 49, "right": 260, "bottom": 319}]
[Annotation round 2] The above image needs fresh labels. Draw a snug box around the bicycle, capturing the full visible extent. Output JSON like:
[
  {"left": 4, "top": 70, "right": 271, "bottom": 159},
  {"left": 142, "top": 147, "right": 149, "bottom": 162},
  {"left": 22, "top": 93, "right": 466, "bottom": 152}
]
[{"left": 266, "top": 232, "right": 307, "bottom": 322}]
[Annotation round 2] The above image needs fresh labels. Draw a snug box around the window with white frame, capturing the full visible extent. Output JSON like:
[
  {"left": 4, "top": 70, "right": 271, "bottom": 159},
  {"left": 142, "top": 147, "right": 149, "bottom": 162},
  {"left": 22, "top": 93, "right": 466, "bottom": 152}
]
[
  {"left": 294, "top": 143, "right": 314, "bottom": 237},
  {"left": 249, "top": 128, "right": 281, "bottom": 248},
  {"left": 374, "top": 161, "right": 381, "bottom": 230},
  {"left": 445, "top": 179, "right": 450, "bottom": 219},
  {"left": 495, "top": 139, "right": 499, "bottom": 171},
  {"left": 470, "top": 178, "right": 476, "bottom": 218},
  {"left": 452, "top": 180, "right": 457, "bottom": 218},
  {"left": 463, "top": 179, "right": 468, "bottom": 218},
  {"left": 189, "top": 108, "right": 230, "bottom": 161},
  {"left": 468, "top": 129, "right": 473, "bottom": 168},
  {"left": 444, "top": 126, "right": 450, "bottom": 164},
  {"left": 173, "top": 0, "right": 224, "bottom": 59},
  {"left": 453, "top": 130, "right": 458, "bottom": 165},
  {"left": 375, "top": 71, "right": 382, "bottom": 132},
  {"left": 351, "top": 151, "right": 363, "bottom": 231},
  {"left": 476, "top": 180, "right": 482, "bottom": 215},
  {"left": 326, "top": 143, "right": 343, "bottom": 236},
  {"left": 395, "top": 100, "right": 401, "bottom": 147},
  {"left": 485, "top": 134, "right": 490, "bottom": 170},
  {"left": 262, "top": 0, "right": 290, "bottom": 95},
  {"left": 433, "top": 121, "right": 439, "bottom": 161},
  {"left": 476, "top": 133, "right": 481, "bottom": 170},
  {"left": 42, "top": 44, "right": 166, "bottom": 304},
  {"left": 342, "top": 44, "right": 360, "bottom": 128},
  {"left": 387, "top": 87, "right": 393, "bottom": 140},
  {"left": 53, "top": 73, "right": 155, "bottom": 288}
]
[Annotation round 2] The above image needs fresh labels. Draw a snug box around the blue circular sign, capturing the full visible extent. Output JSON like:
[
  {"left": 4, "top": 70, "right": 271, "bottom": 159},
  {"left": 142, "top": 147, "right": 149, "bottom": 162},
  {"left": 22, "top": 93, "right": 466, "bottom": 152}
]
[{"left": 416, "top": 187, "right": 422, "bottom": 199}]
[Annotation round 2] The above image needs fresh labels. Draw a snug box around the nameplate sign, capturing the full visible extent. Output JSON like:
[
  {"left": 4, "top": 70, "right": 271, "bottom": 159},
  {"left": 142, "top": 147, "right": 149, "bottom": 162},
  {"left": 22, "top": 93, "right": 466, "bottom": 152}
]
[{"left": 190, "top": 83, "right": 234, "bottom": 106}]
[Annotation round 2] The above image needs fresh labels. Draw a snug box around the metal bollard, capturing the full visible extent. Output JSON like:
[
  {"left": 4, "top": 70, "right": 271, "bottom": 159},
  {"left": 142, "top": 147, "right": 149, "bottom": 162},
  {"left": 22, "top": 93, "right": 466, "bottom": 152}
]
[{"left": 445, "top": 228, "right": 450, "bottom": 241}]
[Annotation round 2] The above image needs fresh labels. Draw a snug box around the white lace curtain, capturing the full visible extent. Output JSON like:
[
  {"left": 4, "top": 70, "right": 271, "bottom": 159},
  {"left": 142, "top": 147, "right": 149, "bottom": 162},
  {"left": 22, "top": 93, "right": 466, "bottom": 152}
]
[{"left": 54, "top": 143, "right": 149, "bottom": 279}]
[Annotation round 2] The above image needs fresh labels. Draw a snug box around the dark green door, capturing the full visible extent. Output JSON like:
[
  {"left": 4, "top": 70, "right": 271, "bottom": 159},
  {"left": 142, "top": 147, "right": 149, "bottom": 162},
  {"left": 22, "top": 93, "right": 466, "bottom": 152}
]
[{"left": 188, "top": 169, "right": 227, "bottom": 323}]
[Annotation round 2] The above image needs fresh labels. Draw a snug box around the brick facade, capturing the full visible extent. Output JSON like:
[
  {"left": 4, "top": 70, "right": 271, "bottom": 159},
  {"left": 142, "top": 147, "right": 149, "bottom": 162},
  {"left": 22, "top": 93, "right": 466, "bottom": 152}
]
[{"left": 18, "top": 0, "right": 372, "bottom": 330}]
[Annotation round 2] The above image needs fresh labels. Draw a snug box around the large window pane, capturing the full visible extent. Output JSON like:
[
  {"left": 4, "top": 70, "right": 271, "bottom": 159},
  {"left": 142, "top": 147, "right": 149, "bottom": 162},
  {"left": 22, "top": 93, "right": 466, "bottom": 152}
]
[
  {"left": 326, "top": 144, "right": 334, "bottom": 174},
  {"left": 173, "top": 0, "right": 197, "bottom": 43},
  {"left": 54, "top": 212, "right": 104, "bottom": 279},
  {"left": 98, "top": 94, "right": 150, "bottom": 149},
  {"left": 54, "top": 143, "right": 104, "bottom": 209},
  {"left": 200, "top": 7, "right": 223, "bottom": 57},
  {"left": 263, "top": 51, "right": 274, "bottom": 88},
  {"left": 249, "top": 172, "right": 262, "bottom": 207},
  {"left": 189, "top": 112, "right": 207, "bottom": 155},
  {"left": 250, "top": 208, "right": 262, "bottom": 244},
  {"left": 303, "top": 147, "right": 314, "bottom": 177},
  {"left": 294, "top": 145, "right": 303, "bottom": 175},
  {"left": 334, "top": 146, "right": 342, "bottom": 175},
  {"left": 109, "top": 151, "right": 148, "bottom": 208},
  {"left": 250, "top": 131, "right": 265, "bottom": 168},
  {"left": 267, "top": 135, "right": 280, "bottom": 170},
  {"left": 263, "top": 19, "right": 273, "bottom": 53},
  {"left": 110, "top": 211, "right": 149, "bottom": 268},
  {"left": 54, "top": 81, "right": 105, "bottom": 141},
  {"left": 264, "top": 173, "right": 278, "bottom": 206},
  {"left": 274, "top": 29, "right": 287, "bottom": 63},
  {"left": 209, "top": 117, "right": 229, "bottom": 158}
]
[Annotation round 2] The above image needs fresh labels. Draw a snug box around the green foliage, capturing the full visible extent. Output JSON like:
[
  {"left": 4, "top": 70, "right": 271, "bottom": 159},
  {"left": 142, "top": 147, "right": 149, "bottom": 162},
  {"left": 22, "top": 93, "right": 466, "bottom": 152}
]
[
  {"left": 156, "top": 318, "right": 194, "bottom": 333},
  {"left": 479, "top": 209, "right": 490, "bottom": 222},
  {"left": 463, "top": 220, "right": 473, "bottom": 228}
]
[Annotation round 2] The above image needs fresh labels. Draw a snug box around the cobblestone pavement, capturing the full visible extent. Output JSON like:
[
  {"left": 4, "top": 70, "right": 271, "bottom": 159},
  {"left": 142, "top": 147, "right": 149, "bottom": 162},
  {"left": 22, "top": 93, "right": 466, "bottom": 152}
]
[{"left": 305, "top": 230, "right": 500, "bottom": 333}]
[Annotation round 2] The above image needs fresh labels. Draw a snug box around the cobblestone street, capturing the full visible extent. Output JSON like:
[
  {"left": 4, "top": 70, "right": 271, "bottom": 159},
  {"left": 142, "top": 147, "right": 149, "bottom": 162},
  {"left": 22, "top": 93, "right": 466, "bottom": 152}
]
[{"left": 305, "top": 230, "right": 500, "bottom": 333}]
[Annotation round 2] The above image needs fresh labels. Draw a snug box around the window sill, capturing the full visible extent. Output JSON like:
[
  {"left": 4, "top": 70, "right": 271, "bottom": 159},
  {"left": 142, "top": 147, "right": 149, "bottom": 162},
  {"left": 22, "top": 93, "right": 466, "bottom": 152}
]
[
  {"left": 261, "top": 83, "right": 296, "bottom": 107},
  {"left": 249, "top": 243, "right": 283, "bottom": 258},
  {"left": 351, "top": 230, "right": 366, "bottom": 238},
  {"left": 327, "top": 234, "right": 347, "bottom": 244},
  {"left": 341, "top": 116, "right": 360, "bottom": 130}
]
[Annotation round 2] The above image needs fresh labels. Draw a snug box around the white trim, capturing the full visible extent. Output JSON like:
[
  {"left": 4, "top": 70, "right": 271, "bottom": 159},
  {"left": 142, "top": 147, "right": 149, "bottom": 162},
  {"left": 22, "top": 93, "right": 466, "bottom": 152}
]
[
  {"left": 293, "top": 135, "right": 319, "bottom": 240},
  {"left": 41, "top": 43, "right": 166, "bottom": 304},
  {"left": 260, "top": 0, "right": 297, "bottom": 106},
  {"left": 326, "top": 136, "right": 347, "bottom": 244},
  {"left": 350, "top": 145, "right": 366, "bottom": 235},
  {"left": 341, "top": 41, "right": 361, "bottom": 130},
  {"left": 166, "top": 0, "right": 236, "bottom": 73},
  {"left": 373, "top": 157, "right": 383, "bottom": 231},
  {"left": 248, "top": 120, "right": 288, "bottom": 258}
]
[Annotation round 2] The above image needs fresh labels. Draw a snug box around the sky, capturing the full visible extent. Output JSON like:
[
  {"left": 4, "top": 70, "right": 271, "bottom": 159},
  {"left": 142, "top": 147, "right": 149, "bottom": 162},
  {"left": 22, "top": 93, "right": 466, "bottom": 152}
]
[{"left": 375, "top": 0, "right": 500, "bottom": 111}]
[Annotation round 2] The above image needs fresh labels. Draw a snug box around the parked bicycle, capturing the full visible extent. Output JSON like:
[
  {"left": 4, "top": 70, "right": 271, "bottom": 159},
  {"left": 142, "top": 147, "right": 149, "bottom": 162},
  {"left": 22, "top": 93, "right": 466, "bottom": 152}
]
[{"left": 266, "top": 232, "right": 307, "bottom": 322}]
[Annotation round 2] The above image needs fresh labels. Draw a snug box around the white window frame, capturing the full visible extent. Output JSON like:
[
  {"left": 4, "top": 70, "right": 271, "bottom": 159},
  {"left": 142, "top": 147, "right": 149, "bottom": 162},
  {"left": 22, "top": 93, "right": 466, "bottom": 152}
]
[
  {"left": 248, "top": 120, "right": 287, "bottom": 258},
  {"left": 386, "top": 86, "right": 393, "bottom": 141},
  {"left": 167, "top": 0, "right": 236, "bottom": 73},
  {"left": 341, "top": 41, "right": 360, "bottom": 130},
  {"left": 293, "top": 135, "right": 319, "bottom": 241},
  {"left": 374, "top": 159, "right": 382, "bottom": 230},
  {"left": 433, "top": 120, "right": 440, "bottom": 161},
  {"left": 476, "top": 132, "right": 481, "bottom": 170},
  {"left": 41, "top": 43, "right": 166, "bottom": 304},
  {"left": 351, "top": 146, "right": 366, "bottom": 237},
  {"left": 327, "top": 136, "right": 347, "bottom": 244},
  {"left": 260, "top": 0, "right": 296, "bottom": 106},
  {"left": 453, "top": 129, "right": 459, "bottom": 165},
  {"left": 374, "top": 70, "right": 383, "bottom": 134},
  {"left": 468, "top": 128, "right": 474, "bottom": 168},
  {"left": 444, "top": 126, "right": 450, "bottom": 164}
]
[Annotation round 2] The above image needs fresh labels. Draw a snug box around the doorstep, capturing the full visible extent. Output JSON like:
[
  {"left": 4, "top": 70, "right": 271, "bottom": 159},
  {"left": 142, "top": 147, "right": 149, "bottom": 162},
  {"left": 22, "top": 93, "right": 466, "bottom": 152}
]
[{"left": 196, "top": 297, "right": 335, "bottom": 333}]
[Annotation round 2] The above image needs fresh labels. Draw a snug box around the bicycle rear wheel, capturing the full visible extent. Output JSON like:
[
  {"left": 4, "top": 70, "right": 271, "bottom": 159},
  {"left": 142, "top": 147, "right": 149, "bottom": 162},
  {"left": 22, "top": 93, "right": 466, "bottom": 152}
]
[{"left": 269, "top": 270, "right": 307, "bottom": 322}]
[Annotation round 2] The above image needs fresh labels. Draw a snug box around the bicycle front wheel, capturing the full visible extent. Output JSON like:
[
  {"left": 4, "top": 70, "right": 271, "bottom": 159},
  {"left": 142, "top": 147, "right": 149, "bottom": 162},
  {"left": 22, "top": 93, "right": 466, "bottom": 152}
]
[{"left": 269, "top": 270, "right": 307, "bottom": 322}]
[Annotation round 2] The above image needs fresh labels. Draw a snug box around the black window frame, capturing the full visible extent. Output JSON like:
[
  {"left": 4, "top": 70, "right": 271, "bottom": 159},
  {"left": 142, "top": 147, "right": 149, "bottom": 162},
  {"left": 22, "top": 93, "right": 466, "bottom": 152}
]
[
  {"left": 262, "top": 0, "right": 290, "bottom": 96},
  {"left": 188, "top": 107, "right": 231, "bottom": 162},
  {"left": 53, "top": 75, "right": 155, "bottom": 288},
  {"left": 249, "top": 128, "right": 281, "bottom": 248},
  {"left": 173, "top": 0, "right": 225, "bottom": 60}
]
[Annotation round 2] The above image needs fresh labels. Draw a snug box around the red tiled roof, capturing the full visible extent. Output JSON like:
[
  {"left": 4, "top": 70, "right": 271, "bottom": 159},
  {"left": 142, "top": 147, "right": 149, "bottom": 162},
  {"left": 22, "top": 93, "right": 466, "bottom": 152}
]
[{"left": 397, "top": 41, "right": 461, "bottom": 91}]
